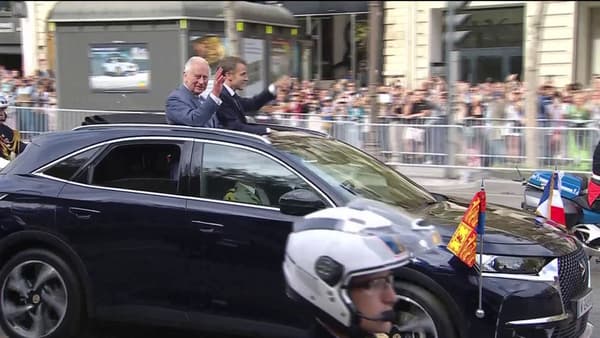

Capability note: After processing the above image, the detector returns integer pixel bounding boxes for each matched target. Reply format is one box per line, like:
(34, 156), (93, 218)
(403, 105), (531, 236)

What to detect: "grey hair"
(184, 56), (209, 73)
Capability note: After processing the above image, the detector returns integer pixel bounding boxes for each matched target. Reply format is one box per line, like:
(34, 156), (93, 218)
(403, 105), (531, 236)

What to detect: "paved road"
(0, 176), (596, 337)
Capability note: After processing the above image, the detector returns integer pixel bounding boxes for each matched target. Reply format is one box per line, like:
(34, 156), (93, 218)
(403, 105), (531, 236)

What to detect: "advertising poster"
(189, 34), (226, 70)
(190, 34), (228, 96)
(88, 43), (150, 92)
(243, 38), (265, 97)
(270, 39), (291, 80)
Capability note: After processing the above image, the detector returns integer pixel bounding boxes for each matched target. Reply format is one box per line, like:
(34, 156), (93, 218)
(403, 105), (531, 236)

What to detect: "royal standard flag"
(447, 190), (486, 267)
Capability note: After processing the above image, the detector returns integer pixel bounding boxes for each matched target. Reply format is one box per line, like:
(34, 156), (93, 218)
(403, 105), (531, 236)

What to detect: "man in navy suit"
(216, 56), (290, 135)
(165, 56), (226, 127)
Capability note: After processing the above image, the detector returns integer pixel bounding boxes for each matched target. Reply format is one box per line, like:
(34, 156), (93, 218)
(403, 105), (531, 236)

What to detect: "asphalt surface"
(0, 168), (597, 337)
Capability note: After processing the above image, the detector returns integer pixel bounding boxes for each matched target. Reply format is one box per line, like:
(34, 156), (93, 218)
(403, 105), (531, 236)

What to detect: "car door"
(185, 140), (330, 328)
(53, 138), (193, 318)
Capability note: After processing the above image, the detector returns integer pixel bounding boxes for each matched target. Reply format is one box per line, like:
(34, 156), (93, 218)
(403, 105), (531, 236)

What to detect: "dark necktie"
(232, 93), (244, 113)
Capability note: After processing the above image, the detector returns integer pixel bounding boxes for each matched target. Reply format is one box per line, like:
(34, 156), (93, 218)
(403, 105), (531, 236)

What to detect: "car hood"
(421, 195), (579, 257)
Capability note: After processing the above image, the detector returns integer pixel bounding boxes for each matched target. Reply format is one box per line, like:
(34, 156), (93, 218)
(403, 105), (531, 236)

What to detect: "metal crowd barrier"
(261, 113), (600, 172)
(7, 105), (600, 172)
(4, 105), (152, 141)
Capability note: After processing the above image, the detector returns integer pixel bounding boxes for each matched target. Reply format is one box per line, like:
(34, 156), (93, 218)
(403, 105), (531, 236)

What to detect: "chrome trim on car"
(481, 258), (558, 282)
(192, 220), (224, 227)
(33, 136), (195, 174)
(32, 136), (336, 210)
(72, 123), (270, 144)
(505, 313), (569, 326)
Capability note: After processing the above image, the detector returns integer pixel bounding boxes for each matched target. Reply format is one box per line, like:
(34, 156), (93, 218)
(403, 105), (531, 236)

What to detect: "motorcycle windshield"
(527, 171), (584, 199)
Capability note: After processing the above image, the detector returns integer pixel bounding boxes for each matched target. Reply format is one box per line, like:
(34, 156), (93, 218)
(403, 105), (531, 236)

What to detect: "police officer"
(0, 95), (26, 161)
(283, 199), (441, 338)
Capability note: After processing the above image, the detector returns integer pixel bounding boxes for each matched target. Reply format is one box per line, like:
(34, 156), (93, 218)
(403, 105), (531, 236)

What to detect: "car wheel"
(0, 249), (83, 338)
(394, 281), (457, 338)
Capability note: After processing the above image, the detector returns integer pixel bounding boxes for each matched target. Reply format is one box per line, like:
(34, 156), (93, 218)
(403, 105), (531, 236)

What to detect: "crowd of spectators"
(0, 66), (57, 135)
(260, 73), (600, 168)
(0, 66), (56, 107)
(3, 61), (600, 168)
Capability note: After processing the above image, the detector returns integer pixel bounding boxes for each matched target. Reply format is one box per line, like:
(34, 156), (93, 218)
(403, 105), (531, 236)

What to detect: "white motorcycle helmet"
(283, 198), (441, 336)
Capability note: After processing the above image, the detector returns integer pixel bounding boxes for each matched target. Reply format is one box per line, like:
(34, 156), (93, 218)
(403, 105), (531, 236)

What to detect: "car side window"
(201, 143), (319, 208)
(43, 148), (100, 181)
(91, 143), (182, 195)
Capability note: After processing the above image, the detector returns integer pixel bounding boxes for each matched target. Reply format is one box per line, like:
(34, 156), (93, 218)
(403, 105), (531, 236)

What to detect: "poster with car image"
(88, 43), (150, 92)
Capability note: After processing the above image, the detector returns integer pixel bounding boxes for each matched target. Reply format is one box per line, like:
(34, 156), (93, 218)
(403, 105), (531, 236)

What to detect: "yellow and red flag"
(447, 190), (486, 267)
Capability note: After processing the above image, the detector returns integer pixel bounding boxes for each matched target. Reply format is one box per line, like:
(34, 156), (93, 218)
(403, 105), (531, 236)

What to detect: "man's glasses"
(349, 274), (394, 291)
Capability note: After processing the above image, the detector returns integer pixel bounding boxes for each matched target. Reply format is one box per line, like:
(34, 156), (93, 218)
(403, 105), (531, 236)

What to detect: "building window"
(443, 6), (524, 50)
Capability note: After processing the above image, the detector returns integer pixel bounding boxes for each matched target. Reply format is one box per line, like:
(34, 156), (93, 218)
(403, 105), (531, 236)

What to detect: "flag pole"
(548, 171), (553, 220)
(476, 177), (485, 319)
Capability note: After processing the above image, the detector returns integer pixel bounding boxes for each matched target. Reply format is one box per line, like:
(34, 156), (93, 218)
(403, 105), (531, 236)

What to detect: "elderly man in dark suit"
(216, 56), (290, 135)
(165, 56), (226, 127)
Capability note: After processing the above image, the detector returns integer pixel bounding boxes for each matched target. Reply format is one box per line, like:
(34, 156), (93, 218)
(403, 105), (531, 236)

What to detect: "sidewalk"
(394, 165), (525, 188)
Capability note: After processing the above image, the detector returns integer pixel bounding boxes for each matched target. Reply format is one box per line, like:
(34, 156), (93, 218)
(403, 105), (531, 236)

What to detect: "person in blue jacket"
(165, 56), (226, 127)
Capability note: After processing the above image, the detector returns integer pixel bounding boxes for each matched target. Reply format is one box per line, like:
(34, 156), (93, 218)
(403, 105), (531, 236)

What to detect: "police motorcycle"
(521, 135), (600, 260)
(521, 170), (600, 257)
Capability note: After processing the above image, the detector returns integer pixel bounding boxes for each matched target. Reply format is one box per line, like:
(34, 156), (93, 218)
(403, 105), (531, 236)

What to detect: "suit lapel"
(181, 85), (217, 127)
(223, 87), (243, 114)
(181, 85), (201, 108)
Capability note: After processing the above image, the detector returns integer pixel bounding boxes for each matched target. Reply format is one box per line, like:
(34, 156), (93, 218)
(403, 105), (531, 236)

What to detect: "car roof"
(5, 115), (329, 174)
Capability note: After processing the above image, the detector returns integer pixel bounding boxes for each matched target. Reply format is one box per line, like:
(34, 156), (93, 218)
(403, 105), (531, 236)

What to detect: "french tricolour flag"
(536, 171), (566, 226)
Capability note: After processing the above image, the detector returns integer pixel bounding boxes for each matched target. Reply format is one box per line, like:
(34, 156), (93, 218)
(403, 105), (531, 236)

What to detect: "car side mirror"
(279, 189), (326, 216)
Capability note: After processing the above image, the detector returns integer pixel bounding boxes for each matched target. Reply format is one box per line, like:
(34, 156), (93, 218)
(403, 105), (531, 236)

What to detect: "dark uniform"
(0, 123), (26, 161)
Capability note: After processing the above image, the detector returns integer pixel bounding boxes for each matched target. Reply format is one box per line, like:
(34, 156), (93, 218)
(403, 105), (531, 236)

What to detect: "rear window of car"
(90, 143), (181, 195)
(0, 140), (39, 175)
(43, 148), (100, 181)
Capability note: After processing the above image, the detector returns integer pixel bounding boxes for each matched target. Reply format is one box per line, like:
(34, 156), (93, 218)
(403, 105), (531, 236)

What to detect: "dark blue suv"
(0, 118), (593, 338)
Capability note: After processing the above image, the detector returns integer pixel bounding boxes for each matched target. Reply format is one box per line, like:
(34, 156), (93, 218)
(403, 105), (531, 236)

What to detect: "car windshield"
(270, 132), (437, 209)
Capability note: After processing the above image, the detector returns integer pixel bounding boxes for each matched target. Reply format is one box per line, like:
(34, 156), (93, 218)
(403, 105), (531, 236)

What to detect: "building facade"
(22, 1), (57, 76)
(0, 1), (56, 76)
(271, 1), (371, 84)
(8, 1), (600, 91)
(0, 1), (24, 71)
(383, 1), (600, 89)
